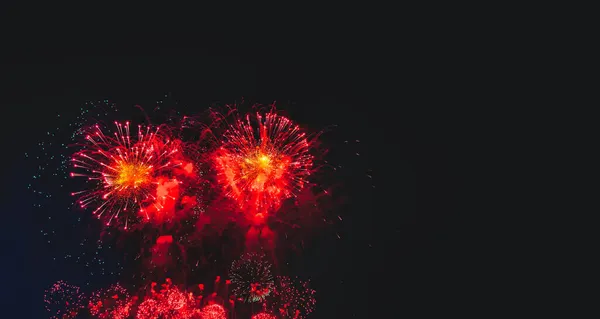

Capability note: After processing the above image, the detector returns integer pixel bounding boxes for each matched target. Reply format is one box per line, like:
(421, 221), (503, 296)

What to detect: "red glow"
(150, 235), (183, 268)
(156, 235), (174, 245)
(140, 177), (180, 223)
(183, 162), (194, 175)
(214, 112), (313, 223)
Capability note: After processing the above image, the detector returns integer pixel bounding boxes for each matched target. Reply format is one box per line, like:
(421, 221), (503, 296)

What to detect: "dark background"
(0, 11), (465, 318)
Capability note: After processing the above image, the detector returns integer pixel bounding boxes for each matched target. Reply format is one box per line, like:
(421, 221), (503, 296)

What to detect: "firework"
(199, 304), (227, 319)
(44, 280), (85, 319)
(88, 283), (130, 319)
(272, 276), (316, 319)
(252, 312), (277, 319)
(108, 297), (137, 319)
(229, 252), (274, 303)
(136, 279), (199, 319)
(71, 121), (183, 229)
(214, 112), (314, 222)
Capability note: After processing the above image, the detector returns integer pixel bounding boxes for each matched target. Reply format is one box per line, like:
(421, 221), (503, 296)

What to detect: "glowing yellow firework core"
(114, 162), (152, 189)
(247, 152), (272, 169)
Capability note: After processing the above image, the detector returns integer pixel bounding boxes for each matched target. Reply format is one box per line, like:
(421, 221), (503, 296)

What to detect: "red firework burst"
(214, 112), (313, 222)
(71, 121), (186, 229)
(199, 304), (227, 319)
(136, 279), (200, 319)
(88, 283), (130, 319)
(272, 276), (316, 319)
(252, 312), (277, 319)
(108, 298), (137, 319)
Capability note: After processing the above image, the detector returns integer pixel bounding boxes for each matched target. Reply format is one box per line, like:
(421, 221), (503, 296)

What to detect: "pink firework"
(88, 283), (130, 319)
(44, 280), (85, 319)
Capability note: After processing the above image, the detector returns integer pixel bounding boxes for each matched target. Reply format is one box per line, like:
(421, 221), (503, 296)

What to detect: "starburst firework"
(71, 121), (182, 229)
(214, 112), (313, 222)
(229, 252), (274, 303)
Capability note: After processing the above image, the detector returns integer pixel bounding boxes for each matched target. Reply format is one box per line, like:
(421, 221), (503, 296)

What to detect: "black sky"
(0, 14), (466, 317)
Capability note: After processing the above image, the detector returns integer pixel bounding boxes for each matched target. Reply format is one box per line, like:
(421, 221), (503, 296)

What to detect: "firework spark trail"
(71, 121), (184, 229)
(214, 112), (314, 223)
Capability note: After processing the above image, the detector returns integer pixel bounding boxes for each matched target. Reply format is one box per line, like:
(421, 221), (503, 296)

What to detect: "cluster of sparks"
(198, 304), (227, 319)
(252, 312), (277, 319)
(88, 283), (131, 319)
(229, 252), (275, 303)
(136, 279), (200, 319)
(71, 122), (194, 229)
(44, 268), (317, 318)
(44, 281), (85, 319)
(133, 278), (233, 319)
(214, 112), (313, 223)
(272, 276), (316, 319)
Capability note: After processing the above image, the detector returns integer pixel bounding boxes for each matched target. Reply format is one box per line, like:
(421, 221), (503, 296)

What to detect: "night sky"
(1, 23), (463, 318)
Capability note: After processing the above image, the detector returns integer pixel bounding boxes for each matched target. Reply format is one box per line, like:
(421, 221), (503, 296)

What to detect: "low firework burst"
(252, 312), (277, 319)
(135, 279), (199, 319)
(88, 283), (130, 319)
(272, 276), (316, 319)
(199, 304), (227, 319)
(229, 252), (274, 303)
(44, 280), (85, 319)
